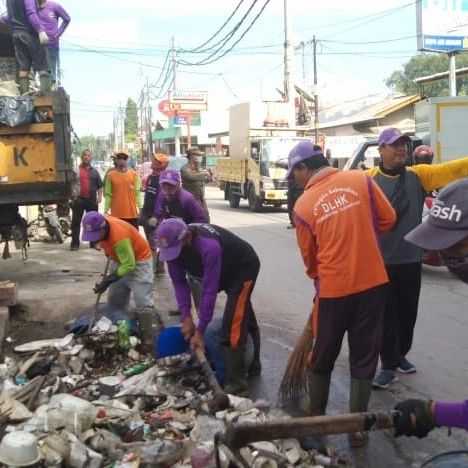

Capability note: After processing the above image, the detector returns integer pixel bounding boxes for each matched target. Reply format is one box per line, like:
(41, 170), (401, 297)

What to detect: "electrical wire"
(178, 0), (271, 67)
(179, 0), (245, 53)
(177, 0), (261, 65)
(320, 34), (417, 45)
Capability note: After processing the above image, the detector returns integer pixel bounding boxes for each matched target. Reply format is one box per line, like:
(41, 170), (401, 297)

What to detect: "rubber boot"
(39, 72), (51, 94)
(223, 347), (249, 396)
(300, 371), (331, 452)
(18, 77), (30, 95)
(349, 378), (372, 448)
(248, 327), (262, 377)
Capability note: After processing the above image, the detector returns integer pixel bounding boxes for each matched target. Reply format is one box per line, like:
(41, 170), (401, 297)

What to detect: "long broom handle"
(220, 411), (397, 451)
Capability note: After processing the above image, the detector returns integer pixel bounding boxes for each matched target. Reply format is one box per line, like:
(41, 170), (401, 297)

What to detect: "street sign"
(417, 0), (468, 51)
(158, 99), (173, 117)
(169, 90), (208, 112)
(172, 112), (201, 127)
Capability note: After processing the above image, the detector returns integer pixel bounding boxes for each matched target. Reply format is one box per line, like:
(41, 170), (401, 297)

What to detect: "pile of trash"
(0, 317), (347, 467)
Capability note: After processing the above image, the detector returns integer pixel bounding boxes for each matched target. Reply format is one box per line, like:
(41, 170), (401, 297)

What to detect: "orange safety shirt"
(294, 168), (396, 298)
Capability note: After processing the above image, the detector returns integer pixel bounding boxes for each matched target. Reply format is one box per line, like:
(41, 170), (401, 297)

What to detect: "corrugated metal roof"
(318, 94), (421, 130)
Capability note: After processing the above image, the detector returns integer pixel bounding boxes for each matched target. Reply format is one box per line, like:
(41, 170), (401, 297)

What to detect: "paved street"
(1, 186), (467, 467)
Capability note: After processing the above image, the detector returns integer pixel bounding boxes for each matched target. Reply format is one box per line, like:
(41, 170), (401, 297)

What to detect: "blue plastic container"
(155, 326), (189, 358)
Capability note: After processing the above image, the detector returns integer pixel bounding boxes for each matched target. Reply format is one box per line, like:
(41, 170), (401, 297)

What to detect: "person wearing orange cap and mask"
(140, 153), (170, 274)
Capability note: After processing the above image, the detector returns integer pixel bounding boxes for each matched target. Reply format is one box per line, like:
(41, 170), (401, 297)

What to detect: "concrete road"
(206, 187), (468, 468)
(1, 186), (467, 467)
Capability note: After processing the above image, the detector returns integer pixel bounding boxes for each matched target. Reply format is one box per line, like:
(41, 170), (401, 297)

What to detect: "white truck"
(415, 96), (468, 163)
(215, 102), (312, 211)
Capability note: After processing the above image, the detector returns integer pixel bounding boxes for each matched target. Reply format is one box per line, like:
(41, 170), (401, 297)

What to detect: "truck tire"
(248, 186), (262, 212)
(228, 189), (241, 208)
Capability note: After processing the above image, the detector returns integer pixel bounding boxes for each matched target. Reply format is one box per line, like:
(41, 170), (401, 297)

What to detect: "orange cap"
(154, 153), (169, 166)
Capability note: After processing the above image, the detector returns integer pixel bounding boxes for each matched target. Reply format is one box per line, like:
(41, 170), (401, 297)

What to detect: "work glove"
(394, 399), (435, 438)
(39, 31), (49, 45)
(93, 273), (119, 294)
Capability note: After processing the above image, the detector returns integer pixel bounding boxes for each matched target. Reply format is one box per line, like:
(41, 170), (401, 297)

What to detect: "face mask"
(194, 156), (203, 164)
(442, 252), (468, 284)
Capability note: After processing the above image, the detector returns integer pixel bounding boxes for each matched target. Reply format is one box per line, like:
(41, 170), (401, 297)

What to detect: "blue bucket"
(155, 326), (189, 358)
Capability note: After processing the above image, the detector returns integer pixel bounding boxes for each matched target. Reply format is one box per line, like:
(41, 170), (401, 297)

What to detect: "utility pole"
(283, 0), (295, 127)
(449, 52), (457, 97)
(171, 36), (181, 156)
(313, 35), (319, 143)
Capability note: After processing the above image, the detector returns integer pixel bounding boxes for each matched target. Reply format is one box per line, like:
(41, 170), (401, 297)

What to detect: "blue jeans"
(46, 46), (60, 83)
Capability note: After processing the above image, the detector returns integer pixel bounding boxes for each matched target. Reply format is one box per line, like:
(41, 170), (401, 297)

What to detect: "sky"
(18, 0), (422, 136)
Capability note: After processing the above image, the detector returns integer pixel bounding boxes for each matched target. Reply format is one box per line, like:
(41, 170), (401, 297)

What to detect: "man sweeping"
(155, 218), (262, 395)
(289, 141), (396, 447)
(81, 211), (154, 312)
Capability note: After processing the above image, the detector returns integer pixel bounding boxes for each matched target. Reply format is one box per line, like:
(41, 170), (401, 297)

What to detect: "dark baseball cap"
(155, 218), (188, 261)
(405, 179), (468, 250)
(286, 141), (324, 178)
(378, 128), (411, 147)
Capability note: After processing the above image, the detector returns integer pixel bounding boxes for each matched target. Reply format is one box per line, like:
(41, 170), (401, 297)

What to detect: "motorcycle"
(28, 204), (70, 244)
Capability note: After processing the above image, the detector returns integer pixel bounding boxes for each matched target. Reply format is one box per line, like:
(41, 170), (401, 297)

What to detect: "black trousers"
(71, 198), (98, 247)
(380, 262), (422, 370)
(121, 218), (139, 229)
(221, 258), (261, 354)
(310, 284), (387, 380)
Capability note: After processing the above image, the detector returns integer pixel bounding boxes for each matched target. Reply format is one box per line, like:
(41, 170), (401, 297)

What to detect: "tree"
(386, 53), (468, 97)
(74, 135), (111, 162)
(125, 98), (138, 143)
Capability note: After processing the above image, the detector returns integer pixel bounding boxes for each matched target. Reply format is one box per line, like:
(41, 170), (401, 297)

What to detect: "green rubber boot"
(300, 371), (331, 452)
(223, 347), (249, 396)
(18, 77), (30, 95)
(349, 378), (372, 448)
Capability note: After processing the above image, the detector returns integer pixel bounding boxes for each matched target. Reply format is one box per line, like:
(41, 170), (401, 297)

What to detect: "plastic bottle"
(117, 320), (131, 350)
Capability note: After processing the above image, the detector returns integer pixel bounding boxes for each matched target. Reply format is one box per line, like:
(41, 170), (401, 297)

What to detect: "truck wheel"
(228, 190), (241, 208)
(248, 187), (262, 212)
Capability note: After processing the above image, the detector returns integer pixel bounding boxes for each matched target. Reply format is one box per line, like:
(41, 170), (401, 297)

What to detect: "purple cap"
(405, 179), (468, 250)
(378, 128), (411, 146)
(159, 169), (181, 187)
(81, 211), (107, 242)
(286, 141), (323, 178)
(155, 218), (188, 261)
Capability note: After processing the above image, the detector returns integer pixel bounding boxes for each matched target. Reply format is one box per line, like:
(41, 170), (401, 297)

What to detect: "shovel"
(90, 256), (111, 330)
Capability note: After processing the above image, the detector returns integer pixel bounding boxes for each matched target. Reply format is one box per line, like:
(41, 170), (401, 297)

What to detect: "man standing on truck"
(181, 147), (212, 221)
(3, 0), (51, 94)
(37, 0), (70, 86)
(104, 152), (141, 229)
(370, 128), (468, 389)
(70, 149), (103, 251)
(81, 211), (154, 312)
(289, 141), (396, 447)
(155, 218), (262, 395)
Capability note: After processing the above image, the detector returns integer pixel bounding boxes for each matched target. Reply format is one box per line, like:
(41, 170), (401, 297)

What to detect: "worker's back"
(294, 168), (395, 298)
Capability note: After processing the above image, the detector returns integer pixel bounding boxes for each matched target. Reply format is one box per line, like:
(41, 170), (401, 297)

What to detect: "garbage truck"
(215, 102), (312, 212)
(0, 27), (74, 259)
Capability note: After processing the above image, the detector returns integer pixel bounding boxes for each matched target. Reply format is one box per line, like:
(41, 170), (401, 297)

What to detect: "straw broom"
(278, 299), (318, 406)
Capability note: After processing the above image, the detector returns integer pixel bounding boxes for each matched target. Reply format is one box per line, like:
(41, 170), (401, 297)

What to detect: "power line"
(177, 0), (261, 65)
(320, 34), (417, 45)
(178, 0), (271, 67)
(323, 1), (417, 39)
(180, 0), (245, 53)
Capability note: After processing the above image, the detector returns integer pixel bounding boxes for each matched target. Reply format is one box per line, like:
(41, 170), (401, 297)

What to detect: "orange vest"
(100, 216), (151, 263)
(294, 168), (396, 298)
(107, 170), (139, 219)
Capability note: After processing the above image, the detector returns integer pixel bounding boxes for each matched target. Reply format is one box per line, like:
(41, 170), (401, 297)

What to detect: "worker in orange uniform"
(288, 141), (396, 449)
(104, 152), (141, 228)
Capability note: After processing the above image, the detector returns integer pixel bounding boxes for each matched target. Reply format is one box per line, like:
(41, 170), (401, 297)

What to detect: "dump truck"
(214, 102), (312, 212)
(0, 27), (73, 259)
